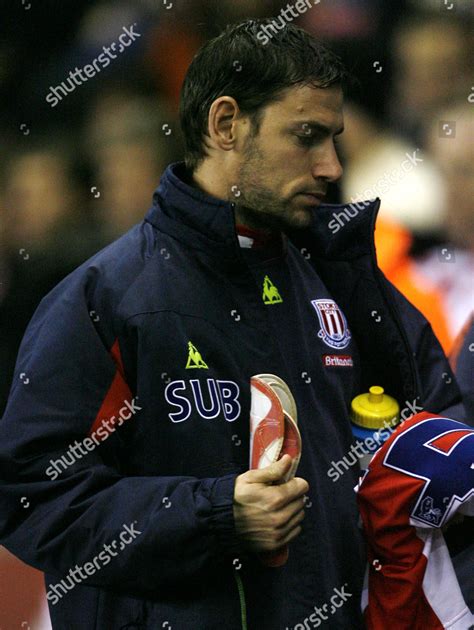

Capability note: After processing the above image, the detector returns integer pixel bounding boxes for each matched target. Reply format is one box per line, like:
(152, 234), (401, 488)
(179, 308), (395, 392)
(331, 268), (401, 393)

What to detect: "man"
(0, 20), (464, 630)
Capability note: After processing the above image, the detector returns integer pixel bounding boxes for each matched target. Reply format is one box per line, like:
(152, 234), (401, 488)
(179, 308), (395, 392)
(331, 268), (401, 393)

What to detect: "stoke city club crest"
(311, 299), (351, 349)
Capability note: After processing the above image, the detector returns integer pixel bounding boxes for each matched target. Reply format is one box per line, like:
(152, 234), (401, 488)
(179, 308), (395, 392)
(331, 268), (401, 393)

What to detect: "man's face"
(233, 84), (344, 231)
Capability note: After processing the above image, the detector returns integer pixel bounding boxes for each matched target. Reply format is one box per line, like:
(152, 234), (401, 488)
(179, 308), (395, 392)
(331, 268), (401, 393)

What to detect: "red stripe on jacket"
(88, 339), (133, 437)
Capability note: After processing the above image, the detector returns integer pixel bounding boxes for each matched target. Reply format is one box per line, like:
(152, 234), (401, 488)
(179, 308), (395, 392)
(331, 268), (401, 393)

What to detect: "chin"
(287, 209), (313, 229)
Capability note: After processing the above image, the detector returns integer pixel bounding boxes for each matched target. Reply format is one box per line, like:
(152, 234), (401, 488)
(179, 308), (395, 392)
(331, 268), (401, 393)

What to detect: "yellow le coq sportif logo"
(262, 275), (283, 305)
(185, 341), (209, 369)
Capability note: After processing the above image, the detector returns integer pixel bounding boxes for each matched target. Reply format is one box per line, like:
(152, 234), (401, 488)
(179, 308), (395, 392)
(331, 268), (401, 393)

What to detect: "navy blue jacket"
(0, 162), (464, 629)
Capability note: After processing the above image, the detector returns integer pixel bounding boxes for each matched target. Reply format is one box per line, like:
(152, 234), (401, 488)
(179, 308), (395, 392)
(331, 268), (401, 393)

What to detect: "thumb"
(249, 454), (293, 484)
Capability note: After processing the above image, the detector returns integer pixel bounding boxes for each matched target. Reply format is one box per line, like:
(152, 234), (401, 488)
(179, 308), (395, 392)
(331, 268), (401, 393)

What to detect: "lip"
(299, 193), (325, 205)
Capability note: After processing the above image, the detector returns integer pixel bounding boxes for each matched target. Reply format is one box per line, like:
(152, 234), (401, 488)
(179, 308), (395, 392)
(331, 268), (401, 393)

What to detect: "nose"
(311, 140), (343, 184)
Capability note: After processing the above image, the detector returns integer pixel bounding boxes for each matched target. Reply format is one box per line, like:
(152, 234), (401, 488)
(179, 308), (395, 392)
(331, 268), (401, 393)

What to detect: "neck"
(190, 161), (276, 235)
(191, 160), (229, 202)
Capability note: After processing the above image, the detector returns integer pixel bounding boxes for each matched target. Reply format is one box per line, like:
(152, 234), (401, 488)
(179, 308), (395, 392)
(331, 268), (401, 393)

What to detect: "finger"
(276, 496), (306, 523)
(268, 477), (308, 508)
(284, 476), (309, 498)
(281, 524), (303, 546)
(275, 507), (305, 538)
(246, 454), (293, 484)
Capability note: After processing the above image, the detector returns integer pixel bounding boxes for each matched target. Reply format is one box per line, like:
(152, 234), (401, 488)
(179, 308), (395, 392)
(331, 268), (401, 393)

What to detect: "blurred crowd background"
(0, 0), (473, 627)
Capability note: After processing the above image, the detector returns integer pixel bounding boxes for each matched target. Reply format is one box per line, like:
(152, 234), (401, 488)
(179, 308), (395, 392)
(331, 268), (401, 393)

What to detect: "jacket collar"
(145, 162), (381, 261)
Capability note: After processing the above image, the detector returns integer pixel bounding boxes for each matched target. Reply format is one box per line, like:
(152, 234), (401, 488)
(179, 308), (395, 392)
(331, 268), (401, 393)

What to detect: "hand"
(233, 454), (309, 553)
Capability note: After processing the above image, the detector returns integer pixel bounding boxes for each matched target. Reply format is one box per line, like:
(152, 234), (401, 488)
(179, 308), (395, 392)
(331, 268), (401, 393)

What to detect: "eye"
(294, 132), (342, 148)
(295, 134), (316, 146)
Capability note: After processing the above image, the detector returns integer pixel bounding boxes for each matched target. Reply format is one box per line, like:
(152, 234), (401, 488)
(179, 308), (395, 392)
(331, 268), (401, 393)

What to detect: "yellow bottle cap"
(351, 386), (399, 429)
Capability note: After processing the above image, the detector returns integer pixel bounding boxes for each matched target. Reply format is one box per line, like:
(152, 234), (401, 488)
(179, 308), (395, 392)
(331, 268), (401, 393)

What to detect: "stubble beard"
(233, 139), (312, 232)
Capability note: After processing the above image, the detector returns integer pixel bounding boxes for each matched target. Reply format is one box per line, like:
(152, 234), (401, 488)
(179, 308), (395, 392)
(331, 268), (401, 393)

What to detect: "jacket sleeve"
(388, 283), (466, 421)
(0, 270), (243, 598)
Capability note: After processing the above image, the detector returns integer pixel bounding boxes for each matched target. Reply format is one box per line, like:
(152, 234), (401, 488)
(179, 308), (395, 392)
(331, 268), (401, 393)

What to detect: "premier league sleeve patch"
(311, 299), (352, 349)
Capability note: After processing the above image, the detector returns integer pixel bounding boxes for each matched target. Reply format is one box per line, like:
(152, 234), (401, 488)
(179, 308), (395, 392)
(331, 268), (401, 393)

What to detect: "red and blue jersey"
(357, 412), (474, 629)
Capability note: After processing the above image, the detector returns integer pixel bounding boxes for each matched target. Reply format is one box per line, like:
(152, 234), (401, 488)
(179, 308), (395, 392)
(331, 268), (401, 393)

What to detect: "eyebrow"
(290, 121), (345, 136)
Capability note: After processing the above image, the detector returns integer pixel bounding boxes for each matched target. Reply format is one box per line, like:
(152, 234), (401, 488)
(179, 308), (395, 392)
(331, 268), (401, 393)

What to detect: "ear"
(207, 96), (240, 152)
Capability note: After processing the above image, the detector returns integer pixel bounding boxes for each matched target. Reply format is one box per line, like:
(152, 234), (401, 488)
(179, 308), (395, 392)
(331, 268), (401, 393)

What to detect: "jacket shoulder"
(27, 221), (159, 341)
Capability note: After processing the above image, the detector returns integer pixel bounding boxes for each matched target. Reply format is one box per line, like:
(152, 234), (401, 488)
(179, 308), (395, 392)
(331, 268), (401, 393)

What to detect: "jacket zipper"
(234, 569), (248, 630)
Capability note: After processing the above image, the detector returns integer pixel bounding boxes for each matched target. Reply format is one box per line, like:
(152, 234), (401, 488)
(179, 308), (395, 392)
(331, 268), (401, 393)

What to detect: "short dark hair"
(179, 19), (348, 172)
